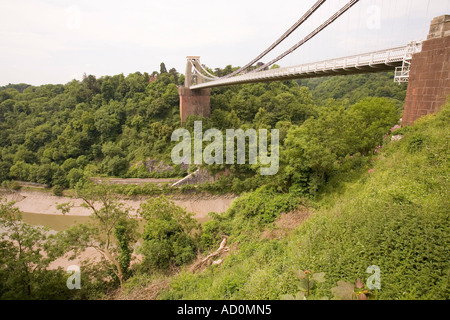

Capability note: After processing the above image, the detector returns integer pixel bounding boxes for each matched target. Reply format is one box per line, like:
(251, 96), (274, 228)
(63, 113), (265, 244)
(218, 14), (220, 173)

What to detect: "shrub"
(160, 102), (450, 300)
(224, 185), (303, 237)
(199, 217), (224, 251)
(1, 180), (22, 190)
(52, 185), (64, 196)
(138, 197), (199, 271)
(67, 168), (86, 188)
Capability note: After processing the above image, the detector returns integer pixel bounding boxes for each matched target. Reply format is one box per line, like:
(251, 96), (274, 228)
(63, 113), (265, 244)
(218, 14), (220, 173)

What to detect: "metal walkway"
(190, 41), (422, 90)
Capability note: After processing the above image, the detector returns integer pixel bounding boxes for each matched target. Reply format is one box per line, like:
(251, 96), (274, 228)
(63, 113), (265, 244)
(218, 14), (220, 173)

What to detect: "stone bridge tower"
(178, 56), (211, 123)
(403, 15), (450, 125)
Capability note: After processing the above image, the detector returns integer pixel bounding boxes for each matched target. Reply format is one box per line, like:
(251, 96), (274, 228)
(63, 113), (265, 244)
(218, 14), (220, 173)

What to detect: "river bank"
(0, 188), (237, 271)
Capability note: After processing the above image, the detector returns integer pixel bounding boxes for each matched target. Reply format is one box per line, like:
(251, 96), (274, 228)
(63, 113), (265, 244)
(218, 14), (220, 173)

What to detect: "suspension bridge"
(188, 43), (422, 90)
(178, 0), (450, 125)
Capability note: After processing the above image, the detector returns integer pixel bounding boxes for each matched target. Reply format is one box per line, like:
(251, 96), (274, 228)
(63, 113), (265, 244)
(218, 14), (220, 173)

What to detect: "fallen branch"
(191, 238), (229, 272)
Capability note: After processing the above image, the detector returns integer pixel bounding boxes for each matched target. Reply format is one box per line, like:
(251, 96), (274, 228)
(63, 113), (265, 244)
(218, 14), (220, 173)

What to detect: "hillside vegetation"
(0, 69), (406, 195)
(158, 101), (449, 300)
(1, 68), (448, 300)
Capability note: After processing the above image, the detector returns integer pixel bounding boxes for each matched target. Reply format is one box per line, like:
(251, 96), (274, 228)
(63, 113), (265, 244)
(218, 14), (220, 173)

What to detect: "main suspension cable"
(197, 62), (219, 79)
(190, 61), (218, 81)
(252, 0), (360, 73)
(223, 0), (327, 78)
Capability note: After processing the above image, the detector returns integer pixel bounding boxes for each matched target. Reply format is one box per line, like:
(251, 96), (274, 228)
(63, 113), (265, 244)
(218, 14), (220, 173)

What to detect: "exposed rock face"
(137, 159), (173, 173)
(134, 159), (189, 174)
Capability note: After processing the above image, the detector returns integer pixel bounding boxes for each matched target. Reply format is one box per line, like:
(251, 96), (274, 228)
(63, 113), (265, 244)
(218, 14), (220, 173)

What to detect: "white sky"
(0, 0), (449, 86)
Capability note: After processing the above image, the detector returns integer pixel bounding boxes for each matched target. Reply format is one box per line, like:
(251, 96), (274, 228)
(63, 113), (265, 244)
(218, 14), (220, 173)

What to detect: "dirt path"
(89, 177), (180, 185)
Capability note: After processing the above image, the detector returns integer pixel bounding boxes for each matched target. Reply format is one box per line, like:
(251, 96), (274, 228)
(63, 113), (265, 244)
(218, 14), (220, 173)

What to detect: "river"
(3, 189), (237, 231)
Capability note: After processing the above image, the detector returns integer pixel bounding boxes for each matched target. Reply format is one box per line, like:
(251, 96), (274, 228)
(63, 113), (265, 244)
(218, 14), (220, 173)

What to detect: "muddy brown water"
(20, 211), (211, 232)
(21, 212), (92, 231)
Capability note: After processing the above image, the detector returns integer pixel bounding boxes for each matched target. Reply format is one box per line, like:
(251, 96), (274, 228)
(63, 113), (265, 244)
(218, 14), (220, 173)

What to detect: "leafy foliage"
(56, 182), (139, 288)
(298, 72), (408, 104)
(281, 270), (326, 300)
(331, 278), (373, 300)
(0, 70), (406, 197)
(0, 200), (70, 299)
(160, 101), (450, 300)
(283, 97), (400, 194)
(138, 196), (200, 271)
(3, 65), (446, 301)
(221, 186), (303, 238)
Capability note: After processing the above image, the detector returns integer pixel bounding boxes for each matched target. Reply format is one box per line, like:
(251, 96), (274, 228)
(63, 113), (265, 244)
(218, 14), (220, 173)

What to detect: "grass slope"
(153, 102), (449, 300)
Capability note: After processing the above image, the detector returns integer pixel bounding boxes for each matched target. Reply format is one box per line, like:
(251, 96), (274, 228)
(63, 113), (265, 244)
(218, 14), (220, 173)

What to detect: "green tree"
(101, 142), (128, 177)
(101, 77), (116, 103)
(0, 161), (11, 182)
(0, 200), (68, 299)
(346, 97), (400, 154)
(138, 196), (199, 270)
(162, 83), (179, 107)
(114, 218), (136, 279)
(13, 146), (36, 164)
(160, 62), (168, 74)
(94, 106), (120, 140)
(57, 183), (139, 288)
(35, 164), (54, 185)
(66, 168), (86, 188)
(147, 97), (169, 118)
(9, 161), (31, 181)
(103, 156), (128, 177)
(61, 158), (78, 173)
(168, 68), (179, 84)
(283, 98), (399, 194)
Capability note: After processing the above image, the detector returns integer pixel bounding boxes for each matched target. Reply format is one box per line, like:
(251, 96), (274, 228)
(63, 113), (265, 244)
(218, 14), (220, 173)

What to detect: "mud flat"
(2, 189), (237, 222)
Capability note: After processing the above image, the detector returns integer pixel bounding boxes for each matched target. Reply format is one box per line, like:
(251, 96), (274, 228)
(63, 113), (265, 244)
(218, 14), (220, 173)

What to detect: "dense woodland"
(0, 66), (406, 194)
(0, 66), (448, 300)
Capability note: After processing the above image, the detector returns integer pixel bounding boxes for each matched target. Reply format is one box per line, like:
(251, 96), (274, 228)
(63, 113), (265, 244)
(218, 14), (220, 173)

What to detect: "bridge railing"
(190, 42), (422, 89)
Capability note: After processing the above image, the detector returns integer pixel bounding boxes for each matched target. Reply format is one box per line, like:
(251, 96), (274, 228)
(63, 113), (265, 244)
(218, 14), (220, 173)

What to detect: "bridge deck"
(190, 42), (422, 89)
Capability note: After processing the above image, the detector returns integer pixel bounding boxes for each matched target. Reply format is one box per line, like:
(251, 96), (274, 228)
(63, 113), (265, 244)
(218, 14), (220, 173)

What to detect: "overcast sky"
(1, 0), (449, 86)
